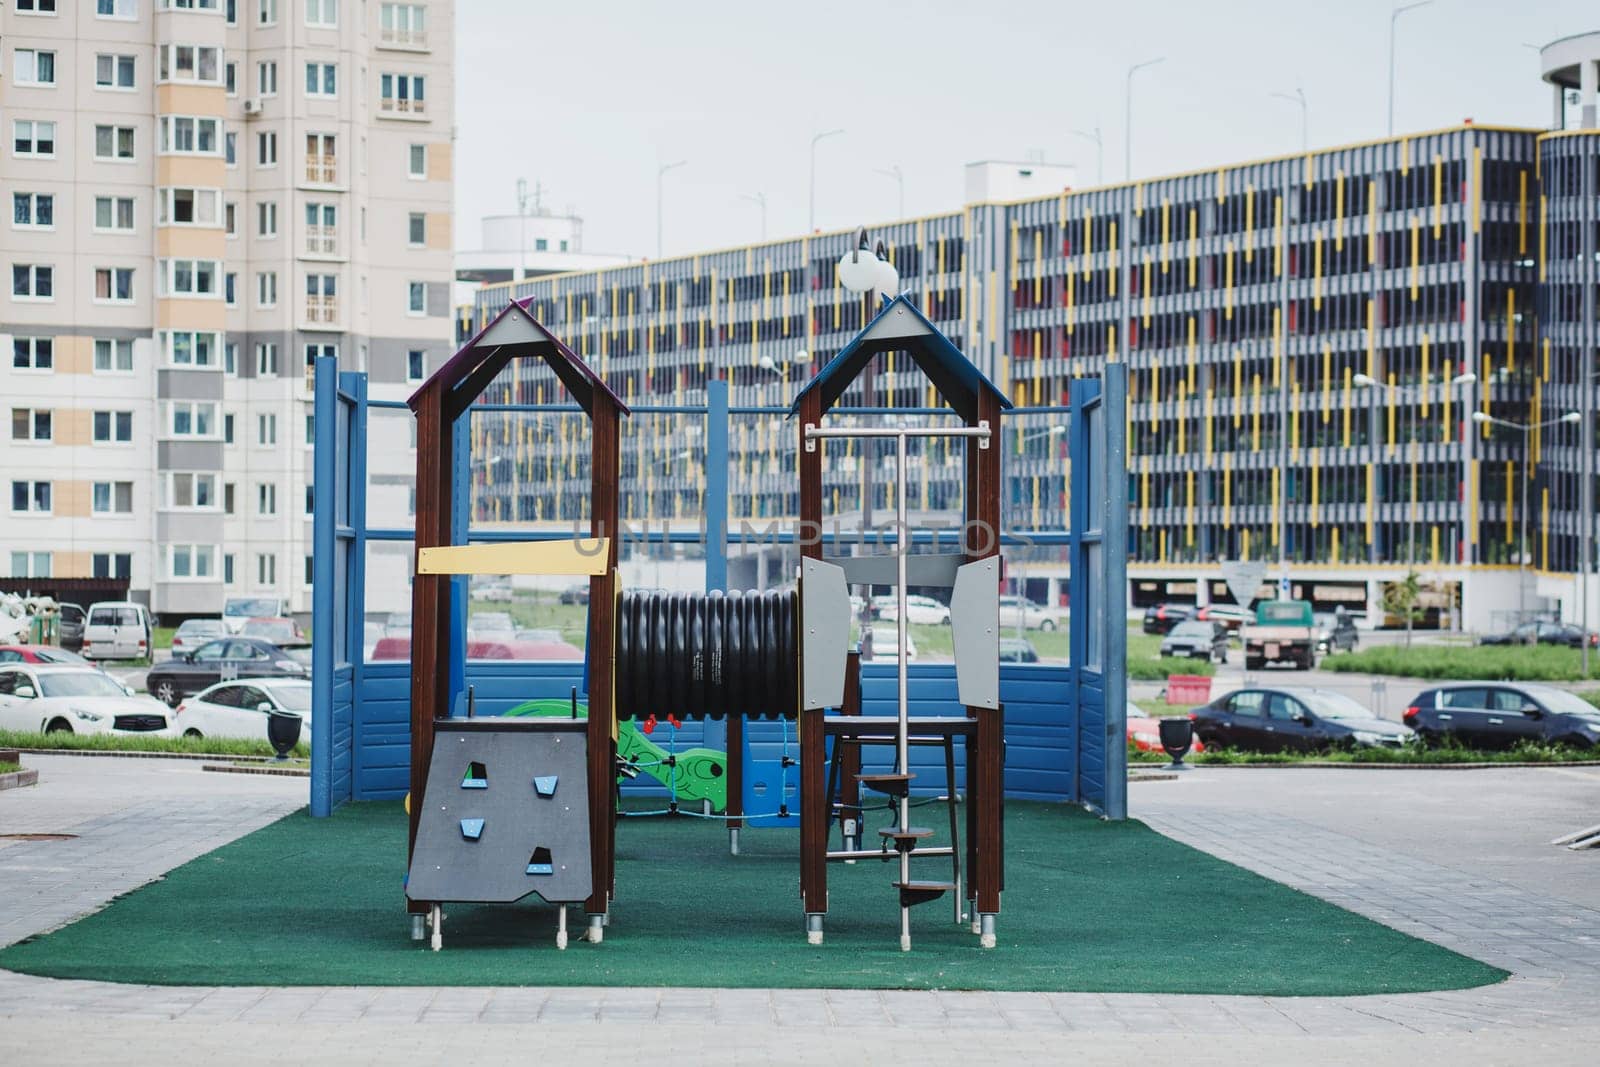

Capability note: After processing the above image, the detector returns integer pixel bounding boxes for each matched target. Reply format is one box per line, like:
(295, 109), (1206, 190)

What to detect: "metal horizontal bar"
(826, 847), (956, 861)
(805, 425), (992, 440)
(367, 399), (409, 410)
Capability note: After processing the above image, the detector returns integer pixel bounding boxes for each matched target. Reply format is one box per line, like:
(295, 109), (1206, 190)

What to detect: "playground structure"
(307, 287), (1128, 955)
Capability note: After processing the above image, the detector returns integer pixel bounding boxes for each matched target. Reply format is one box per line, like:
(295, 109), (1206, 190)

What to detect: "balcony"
(305, 155), (337, 184)
(379, 97), (426, 117)
(305, 227), (337, 256)
(305, 294), (338, 325)
(380, 27), (428, 49)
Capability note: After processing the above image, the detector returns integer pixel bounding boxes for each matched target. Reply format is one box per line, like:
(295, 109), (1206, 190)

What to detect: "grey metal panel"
(406, 719), (592, 905)
(156, 440), (224, 471)
(156, 512), (224, 544)
(800, 557), (849, 711)
(156, 368), (225, 399)
(950, 557), (999, 710)
(822, 552), (965, 589)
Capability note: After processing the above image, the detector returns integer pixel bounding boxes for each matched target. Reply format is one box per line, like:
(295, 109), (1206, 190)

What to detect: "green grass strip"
(0, 729), (307, 760)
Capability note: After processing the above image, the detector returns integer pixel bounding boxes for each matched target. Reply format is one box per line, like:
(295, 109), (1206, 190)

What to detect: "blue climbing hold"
(526, 861), (554, 875)
(533, 775), (558, 797)
(460, 818), (485, 841)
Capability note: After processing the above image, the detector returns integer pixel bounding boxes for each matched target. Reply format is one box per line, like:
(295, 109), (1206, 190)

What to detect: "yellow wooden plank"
(418, 539), (611, 577)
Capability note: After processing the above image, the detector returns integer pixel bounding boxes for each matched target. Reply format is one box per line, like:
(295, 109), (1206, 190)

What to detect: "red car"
(369, 636), (582, 662)
(0, 644), (96, 667)
(1125, 702), (1206, 755)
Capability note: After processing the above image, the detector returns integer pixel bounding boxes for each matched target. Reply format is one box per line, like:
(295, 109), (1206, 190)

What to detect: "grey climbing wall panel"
(406, 718), (592, 905)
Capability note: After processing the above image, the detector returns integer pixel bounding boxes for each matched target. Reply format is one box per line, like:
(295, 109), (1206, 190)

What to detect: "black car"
(1479, 620), (1598, 649)
(1313, 612), (1359, 654)
(1404, 683), (1600, 749)
(145, 637), (310, 707)
(558, 584), (591, 606)
(57, 603), (86, 651)
(998, 637), (1039, 663)
(1142, 602), (1193, 635)
(1159, 620), (1229, 663)
(1190, 687), (1413, 753)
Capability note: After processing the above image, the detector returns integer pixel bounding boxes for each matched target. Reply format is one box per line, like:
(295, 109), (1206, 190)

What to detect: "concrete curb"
(1149, 759), (1600, 770)
(4, 748), (297, 763)
(201, 764), (309, 779)
(0, 768), (40, 791)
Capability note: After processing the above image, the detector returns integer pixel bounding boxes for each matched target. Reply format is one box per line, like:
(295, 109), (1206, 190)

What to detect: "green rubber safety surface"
(0, 802), (1507, 994)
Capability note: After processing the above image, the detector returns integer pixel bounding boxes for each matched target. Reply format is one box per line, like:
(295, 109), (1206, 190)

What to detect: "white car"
(0, 664), (173, 736)
(222, 596), (286, 634)
(175, 678), (311, 743)
(866, 629), (919, 663)
(998, 595), (1066, 631)
(875, 595), (952, 626)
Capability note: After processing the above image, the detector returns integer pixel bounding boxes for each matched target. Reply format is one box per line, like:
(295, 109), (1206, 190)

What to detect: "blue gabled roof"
(788, 294), (1012, 422)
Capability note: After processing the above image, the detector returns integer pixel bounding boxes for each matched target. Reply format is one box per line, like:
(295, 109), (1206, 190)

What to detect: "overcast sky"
(455, 0), (1591, 259)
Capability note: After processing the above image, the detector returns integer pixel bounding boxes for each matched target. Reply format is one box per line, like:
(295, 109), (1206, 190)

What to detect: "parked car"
(1142, 602), (1193, 635)
(175, 678), (312, 743)
(222, 596), (287, 633)
(1479, 621), (1598, 648)
(0, 664), (172, 735)
(1126, 701), (1207, 755)
(1242, 599), (1317, 670)
(81, 601), (154, 661)
(170, 618), (227, 656)
(876, 595), (952, 626)
(998, 596), (1065, 631)
(1190, 687), (1413, 753)
(558, 585), (590, 606)
(998, 637), (1040, 663)
(143, 637), (311, 707)
(1194, 604), (1252, 634)
(471, 580), (514, 602)
(865, 629), (919, 663)
(369, 636), (583, 662)
(1313, 611), (1360, 654)
(467, 611), (515, 635)
(0, 644), (97, 667)
(1159, 620), (1230, 663)
(56, 602), (86, 651)
(1404, 683), (1600, 750)
(240, 617), (307, 643)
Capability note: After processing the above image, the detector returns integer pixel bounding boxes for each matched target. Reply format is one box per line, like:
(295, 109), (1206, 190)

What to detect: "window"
(256, 271), (278, 307)
(257, 553), (277, 585)
(306, 273), (337, 321)
(95, 267), (134, 302)
(160, 116), (223, 155)
(160, 258), (219, 297)
(379, 73), (426, 114)
(11, 481), (52, 514)
(304, 413), (315, 444)
(14, 120), (57, 157)
(257, 200), (278, 238)
(304, 342), (336, 368)
(92, 410), (134, 443)
(257, 131), (278, 166)
(535, 238), (548, 251)
(255, 342), (278, 375)
(407, 281), (426, 314)
(93, 553), (133, 580)
(304, 555), (314, 584)
(160, 330), (220, 367)
(95, 125), (137, 161)
(407, 349), (425, 382)
(170, 544), (217, 580)
(18, 0), (59, 12)
(96, 54), (137, 90)
(381, 3), (426, 46)
(11, 408), (52, 442)
(257, 412), (277, 445)
(159, 188), (220, 227)
(407, 143), (427, 178)
(257, 482), (277, 515)
(306, 0), (337, 26)
(225, 0), (237, 21)
(15, 337), (54, 371)
(225, 131), (238, 166)
(225, 201), (238, 236)
(305, 202), (336, 253)
(305, 62), (336, 97)
(257, 0), (277, 24)
(168, 473), (217, 509)
(97, 0), (137, 17)
(225, 272), (238, 306)
(169, 401), (218, 438)
(305, 132), (336, 182)
(13, 265), (55, 300)
(225, 61), (237, 95)
(408, 212), (426, 246)
(94, 196), (136, 232)
(224, 342), (238, 374)
(13, 192), (54, 230)
(163, 0), (219, 8)
(94, 338), (133, 373)
(158, 44), (221, 84)
(223, 413), (236, 443)
(224, 553), (235, 584)
(224, 483), (236, 514)
(10, 551), (52, 578)
(257, 60), (278, 96)
(15, 50), (57, 87)
(92, 482), (134, 515)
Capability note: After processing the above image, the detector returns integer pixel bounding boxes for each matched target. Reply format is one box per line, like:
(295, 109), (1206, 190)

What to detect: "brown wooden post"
(838, 650), (862, 840)
(797, 389), (828, 919)
(966, 390), (1005, 918)
(585, 396), (620, 920)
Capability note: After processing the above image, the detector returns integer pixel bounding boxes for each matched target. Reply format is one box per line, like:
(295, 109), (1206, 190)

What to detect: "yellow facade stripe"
(1033, 230), (1043, 303)
(1310, 452), (1320, 528)
(1161, 198), (1171, 273)
(1150, 364), (1159, 425)
(1082, 209), (1093, 279)
(1066, 271), (1075, 335)
(1186, 470), (1195, 545)
(1176, 380), (1187, 454)
(1321, 344), (1332, 423)
(1272, 307), (1282, 388)
(1108, 323), (1118, 363)
(1109, 220), (1119, 296)
(1342, 366), (1353, 447)
(1366, 299), (1376, 376)
(1245, 186), (1255, 262)
(1290, 379), (1300, 461)
(1517, 169), (1527, 252)
(1303, 153), (1313, 189)
(1252, 373), (1262, 450)
(1223, 454), (1233, 529)
(1216, 168), (1226, 203)
(1432, 153), (1443, 237)
(1188, 208), (1199, 286)
(1233, 354), (1242, 426)
(1273, 195), (1284, 278)
(1271, 469), (1281, 545)
(1334, 171), (1345, 251)
(1224, 239), (1235, 320)
(1504, 462), (1513, 541)
(1539, 195), (1547, 281)
(1009, 219), (1019, 290)
(1542, 488), (1550, 569)
(1506, 289), (1516, 372)
(1367, 180), (1378, 265)
(1420, 332), (1431, 416)
(1312, 228), (1323, 311)
(1409, 216), (1420, 300)
(1472, 146), (1483, 234)
(1142, 255), (1152, 326)
(1400, 137), (1409, 175)
(1387, 373), (1397, 453)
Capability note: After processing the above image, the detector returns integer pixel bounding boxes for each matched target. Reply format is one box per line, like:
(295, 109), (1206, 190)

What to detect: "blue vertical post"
(1102, 363), (1129, 821)
(342, 371), (369, 795)
(1067, 379), (1091, 806)
(448, 415), (470, 708)
(310, 356), (338, 817)
(704, 379), (729, 593)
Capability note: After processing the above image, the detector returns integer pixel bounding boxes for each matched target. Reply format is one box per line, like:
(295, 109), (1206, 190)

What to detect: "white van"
(81, 601), (153, 661)
(222, 596), (286, 633)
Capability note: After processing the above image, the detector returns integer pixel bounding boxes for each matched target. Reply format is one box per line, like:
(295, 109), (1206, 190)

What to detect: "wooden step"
(877, 826), (935, 852)
(855, 773), (913, 797)
(894, 880), (956, 908)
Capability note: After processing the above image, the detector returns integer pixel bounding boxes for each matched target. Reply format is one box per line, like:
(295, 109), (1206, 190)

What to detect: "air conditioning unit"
(243, 99), (262, 116)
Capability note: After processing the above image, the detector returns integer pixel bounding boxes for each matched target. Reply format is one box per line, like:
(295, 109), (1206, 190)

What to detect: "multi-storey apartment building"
(2, 0), (453, 619)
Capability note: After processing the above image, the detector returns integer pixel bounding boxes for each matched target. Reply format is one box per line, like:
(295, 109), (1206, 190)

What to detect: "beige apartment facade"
(2, 0), (454, 618)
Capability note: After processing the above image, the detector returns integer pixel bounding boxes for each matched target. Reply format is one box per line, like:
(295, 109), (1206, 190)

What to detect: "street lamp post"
(740, 192), (767, 241)
(875, 165), (905, 218)
(1472, 409), (1582, 628)
(1073, 127), (1104, 186)
(656, 160), (686, 259)
(1388, 2), (1433, 137)
(1271, 88), (1308, 152)
(808, 129), (844, 234)
(1124, 58), (1165, 181)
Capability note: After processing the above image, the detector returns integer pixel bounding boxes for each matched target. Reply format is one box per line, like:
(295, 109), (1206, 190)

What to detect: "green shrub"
(1322, 644), (1600, 682)
(0, 729), (307, 759)
(0, 760), (20, 775)
(1127, 737), (1594, 765)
